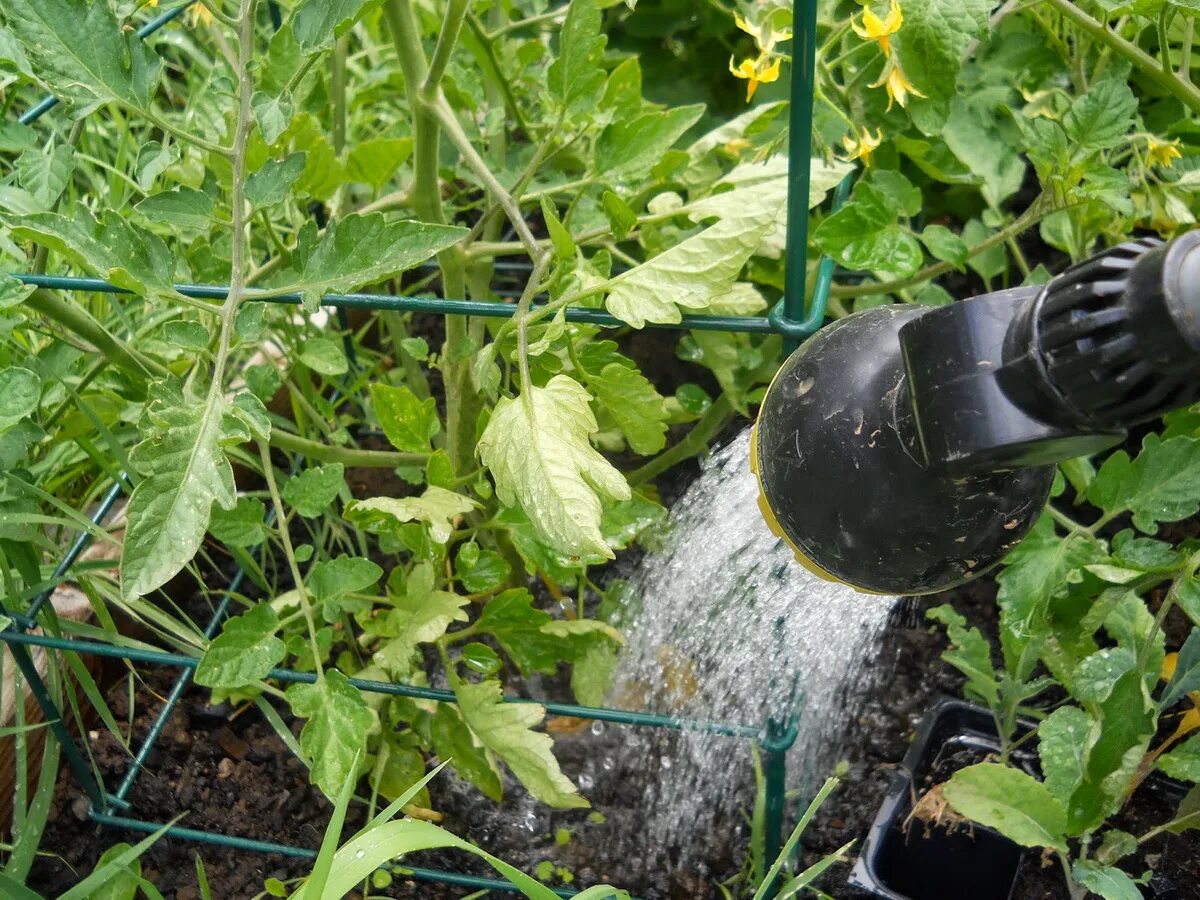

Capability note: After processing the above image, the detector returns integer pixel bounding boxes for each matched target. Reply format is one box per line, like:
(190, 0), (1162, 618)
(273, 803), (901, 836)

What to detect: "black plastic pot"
(848, 699), (1190, 900)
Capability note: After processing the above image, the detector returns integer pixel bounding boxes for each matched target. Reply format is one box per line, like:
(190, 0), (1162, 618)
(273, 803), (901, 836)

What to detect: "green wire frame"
(0, 2), (846, 897)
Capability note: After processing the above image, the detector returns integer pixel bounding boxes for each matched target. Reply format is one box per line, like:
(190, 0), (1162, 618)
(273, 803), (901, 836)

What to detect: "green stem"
(269, 429), (428, 467)
(1047, 0), (1200, 113)
(627, 395), (735, 487)
(424, 0), (470, 102)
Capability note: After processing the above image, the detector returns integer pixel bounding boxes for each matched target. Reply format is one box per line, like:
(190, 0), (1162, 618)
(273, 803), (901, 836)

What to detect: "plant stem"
(258, 440), (324, 677)
(269, 429), (428, 467)
(1046, 0), (1200, 114)
(628, 395), (735, 487)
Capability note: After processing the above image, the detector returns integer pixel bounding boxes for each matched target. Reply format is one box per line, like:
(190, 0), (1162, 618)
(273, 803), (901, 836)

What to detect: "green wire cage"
(0, 2), (848, 896)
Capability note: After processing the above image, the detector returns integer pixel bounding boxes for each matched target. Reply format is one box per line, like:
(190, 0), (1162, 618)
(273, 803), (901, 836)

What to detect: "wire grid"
(0, 2), (841, 896)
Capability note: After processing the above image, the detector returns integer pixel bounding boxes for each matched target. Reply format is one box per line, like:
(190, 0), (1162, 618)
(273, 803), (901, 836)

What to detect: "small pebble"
(70, 796), (89, 821)
(217, 758), (235, 780)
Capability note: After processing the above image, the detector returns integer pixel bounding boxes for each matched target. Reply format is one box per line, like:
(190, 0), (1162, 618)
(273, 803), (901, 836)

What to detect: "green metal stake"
(781, 0), (822, 355)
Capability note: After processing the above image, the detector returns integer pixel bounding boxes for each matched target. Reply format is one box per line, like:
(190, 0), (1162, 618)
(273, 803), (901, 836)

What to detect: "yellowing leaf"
(346, 487), (477, 544)
(286, 670), (377, 798)
(478, 376), (630, 559)
(456, 678), (588, 809)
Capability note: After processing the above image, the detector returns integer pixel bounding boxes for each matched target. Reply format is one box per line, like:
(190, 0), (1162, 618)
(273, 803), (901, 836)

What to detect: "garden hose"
(753, 231), (1200, 595)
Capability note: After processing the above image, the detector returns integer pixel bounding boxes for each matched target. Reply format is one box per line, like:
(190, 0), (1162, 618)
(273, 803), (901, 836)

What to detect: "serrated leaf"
(0, 367), (41, 431)
(370, 383), (440, 452)
(582, 363), (667, 455)
(276, 214), (467, 312)
(121, 395), (237, 599)
(372, 564), (468, 675)
(927, 604), (1000, 707)
(596, 104), (705, 178)
(8, 208), (178, 300)
(293, 0), (380, 53)
(1065, 80), (1138, 151)
(287, 670), (376, 798)
(16, 146), (74, 208)
(895, 0), (991, 101)
(135, 188), (214, 231)
(1072, 862), (1143, 900)
(572, 642), (618, 707)
(281, 463), (344, 518)
(208, 497), (267, 547)
(475, 589), (561, 675)
(246, 153), (306, 208)
(605, 198), (783, 327)
(456, 678), (588, 809)
(1038, 706), (1091, 807)
(1088, 435), (1200, 533)
(431, 704), (502, 801)
(195, 604), (285, 689)
(478, 375), (630, 559)
(547, 0), (607, 114)
(346, 487), (478, 544)
(943, 763), (1068, 851)
(4, 0), (161, 112)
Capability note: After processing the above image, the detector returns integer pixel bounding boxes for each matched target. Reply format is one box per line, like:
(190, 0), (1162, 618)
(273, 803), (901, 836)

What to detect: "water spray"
(753, 232), (1200, 595)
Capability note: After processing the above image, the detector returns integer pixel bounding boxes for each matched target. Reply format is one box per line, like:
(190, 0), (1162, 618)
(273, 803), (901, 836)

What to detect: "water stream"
(607, 428), (898, 871)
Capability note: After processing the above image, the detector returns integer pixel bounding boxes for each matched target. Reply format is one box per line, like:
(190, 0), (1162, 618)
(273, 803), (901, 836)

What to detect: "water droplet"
(601, 756), (614, 771)
(590, 721), (605, 736)
(354, 849), (365, 859)
(578, 773), (594, 790)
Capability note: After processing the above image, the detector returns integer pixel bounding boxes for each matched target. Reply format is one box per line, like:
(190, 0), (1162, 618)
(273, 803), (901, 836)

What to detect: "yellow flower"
(734, 11), (793, 55)
(1147, 137), (1183, 169)
(729, 53), (782, 102)
(852, 0), (903, 56)
(188, 1), (213, 26)
(871, 58), (925, 110)
(723, 137), (752, 158)
(840, 127), (884, 166)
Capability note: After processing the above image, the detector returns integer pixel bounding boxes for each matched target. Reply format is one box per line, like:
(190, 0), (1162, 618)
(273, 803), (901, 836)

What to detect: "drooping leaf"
(605, 198), (783, 327)
(121, 395), (238, 599)
(581, 362), (668, 455)
(1087, 435), (1200, 533)
(475, 589), (561, 676)
(430, 703), (503, 802)
(252, 90), (294, 145)
(926, 604), (1000, 707)
(297, 337), (348, 376)
(1038, 705), (1091, 807)
(275, 214), (467, 311)
(4, 0), (161, 112)
(454, 542), (511, 593)
(455, 678), (588, 809)
(478, 375), (630, 559)
(370, 383), (440, 453)
(942, 763), (1068, 852)
(208, 497), (267, 548)
(346, 487), (478, 544)
(369, 736), (430, 808)
(346, 137), (413, 190)
(15, 146), (74, 208)
(1071, 862), (1143, 900)
(572, 642), (618, 707)
(286, 670), (376, 797)
(195, 604), (285, 689)
(134, 141), (178, 192)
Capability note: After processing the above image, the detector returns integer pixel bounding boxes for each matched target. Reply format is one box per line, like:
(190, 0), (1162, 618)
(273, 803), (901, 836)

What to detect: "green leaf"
(286, 670), (376, 797)
(1065, 80), (1138, 151)
(582, 363), (668, 455)
(371, 563), (468, 675)
(134, 141), (178, 192)
(308, 556), (383, 607)
(346, 487), (478, 544)
(455, 543), (511, 593)
(281, 463), (344, 518)
(276, 214), (467, 312)
(370, 737), (430, 808)
(540, 198), (576, 261)
(868, 170), (922, 217)
(161, 320), (210, 351)
(135, 188), (214, 231)
(605, 197), (783, 327)
(1167, 784), (1200, 834)
(121, 395), (237, 599)
(926, 604), (1000, 707)
(601, 191), (637, 240)
(346, 137), (413, 190)
(942, 763), (1068, 852)
(456, 678), (588, 808)
(1162, 627), (1200, 709)
(89, 842), (141, 900)
(942, 96), (1026, 207)
(16, 145), (74, 208)
(4, 0), (161, 112)
(572, 642), (618, 707)
(478, 375), (630, 559)
(293, 0), (380, 53)
(431, 703), (503, 801)
(298, 336), (348, 376)
(1038, 706), (1091, 807)
(1088, 435), (1200, 532)
(0, 122), (36, 154)
(208, 497), (267, 547)
(0, 367), (41, 431)
(1095, 829), (1139, 866)
(475, 589), (561, 676)
(919, 224), (969, 268)
(1158, 733), (1200, 781)
(251, 90), (294, 145)
(8, 208), (178, 300)
(195, 604), (285, 689)
(1071, 862), (1143, 900)
(895, 0), (991, 101)
(370, 383), (440, 452)
(547, 0), (607, 114)
(596, 105), (706, 177)
(246, 152), (306, 208)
